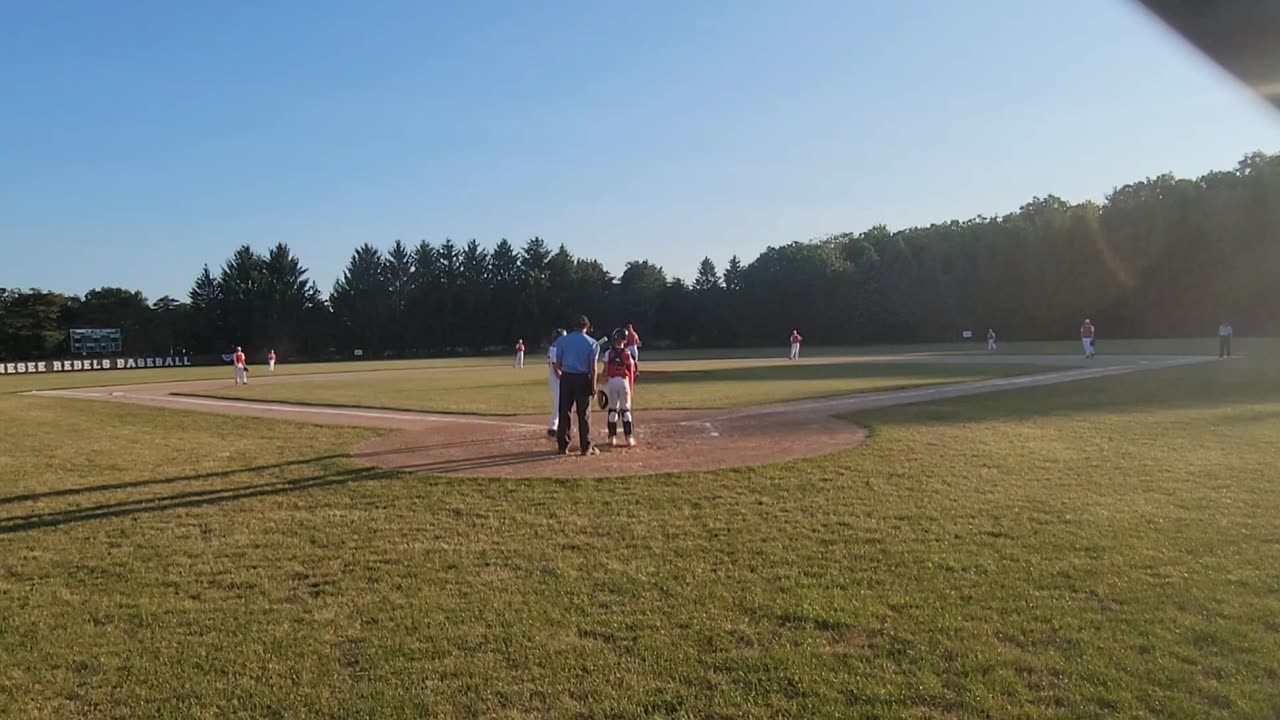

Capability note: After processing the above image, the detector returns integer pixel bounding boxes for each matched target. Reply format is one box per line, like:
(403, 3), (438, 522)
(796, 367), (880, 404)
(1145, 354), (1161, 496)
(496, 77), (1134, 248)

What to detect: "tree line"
(2, 151), (1277, 361)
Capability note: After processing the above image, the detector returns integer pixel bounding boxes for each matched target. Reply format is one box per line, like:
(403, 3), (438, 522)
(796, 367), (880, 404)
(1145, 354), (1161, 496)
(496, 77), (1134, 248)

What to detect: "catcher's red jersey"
(603, 348), (635, 382)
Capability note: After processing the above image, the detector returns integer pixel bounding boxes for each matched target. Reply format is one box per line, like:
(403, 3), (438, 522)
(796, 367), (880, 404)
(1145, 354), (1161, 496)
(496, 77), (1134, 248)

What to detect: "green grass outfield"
(1, 337), (1262, 395)
(188, 359), (1043, 414)
(1, 348), (1279, 717)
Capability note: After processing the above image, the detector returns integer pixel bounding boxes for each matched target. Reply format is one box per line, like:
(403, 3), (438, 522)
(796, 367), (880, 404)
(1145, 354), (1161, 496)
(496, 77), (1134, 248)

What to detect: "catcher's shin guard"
(622, 410), (633, 438)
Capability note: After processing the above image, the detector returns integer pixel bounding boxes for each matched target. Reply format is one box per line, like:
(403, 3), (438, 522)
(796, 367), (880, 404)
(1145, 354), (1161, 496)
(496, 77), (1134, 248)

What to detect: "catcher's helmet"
(610, 327), (627, 343)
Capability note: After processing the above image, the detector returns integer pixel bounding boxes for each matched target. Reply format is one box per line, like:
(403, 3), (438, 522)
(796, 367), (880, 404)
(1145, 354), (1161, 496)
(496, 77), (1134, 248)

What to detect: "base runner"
(625, 323), (641, 362)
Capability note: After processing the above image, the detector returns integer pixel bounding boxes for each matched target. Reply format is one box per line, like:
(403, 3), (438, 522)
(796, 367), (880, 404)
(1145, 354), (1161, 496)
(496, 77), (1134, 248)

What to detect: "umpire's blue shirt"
(556, 331), (598, 374)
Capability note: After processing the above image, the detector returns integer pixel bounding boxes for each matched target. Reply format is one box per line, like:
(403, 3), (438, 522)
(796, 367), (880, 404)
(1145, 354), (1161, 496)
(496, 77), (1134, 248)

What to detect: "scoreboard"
(69, 328), (122, 355)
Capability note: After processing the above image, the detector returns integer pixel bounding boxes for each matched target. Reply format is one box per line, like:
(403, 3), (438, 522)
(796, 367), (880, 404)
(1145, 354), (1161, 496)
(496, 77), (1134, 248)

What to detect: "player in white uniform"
(789, 330), (803, 360)
(546, 329), (566, 438)
(987, 329), (997, 351)
(515, 339), (525, 368)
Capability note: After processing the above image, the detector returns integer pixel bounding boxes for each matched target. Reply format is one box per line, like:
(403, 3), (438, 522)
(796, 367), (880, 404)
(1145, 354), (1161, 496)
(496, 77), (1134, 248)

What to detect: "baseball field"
(3, 340), (1279, 717)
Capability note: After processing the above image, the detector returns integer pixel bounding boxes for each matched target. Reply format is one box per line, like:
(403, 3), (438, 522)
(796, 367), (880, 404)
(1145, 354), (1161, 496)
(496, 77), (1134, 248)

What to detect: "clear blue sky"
(2, 0), (1277, 301)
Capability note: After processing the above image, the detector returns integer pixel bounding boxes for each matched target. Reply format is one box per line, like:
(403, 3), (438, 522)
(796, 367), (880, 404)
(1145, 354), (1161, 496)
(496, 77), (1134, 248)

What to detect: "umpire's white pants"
(548, 371), (560, 429)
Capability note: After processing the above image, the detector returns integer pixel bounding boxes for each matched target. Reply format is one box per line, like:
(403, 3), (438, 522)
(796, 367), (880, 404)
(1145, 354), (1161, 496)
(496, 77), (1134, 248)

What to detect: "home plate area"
(352, 409), (867, 478)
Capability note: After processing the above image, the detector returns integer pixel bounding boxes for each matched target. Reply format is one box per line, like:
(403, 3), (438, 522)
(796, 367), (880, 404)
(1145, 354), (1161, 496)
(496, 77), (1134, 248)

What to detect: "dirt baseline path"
(31, 355), (1211, 478)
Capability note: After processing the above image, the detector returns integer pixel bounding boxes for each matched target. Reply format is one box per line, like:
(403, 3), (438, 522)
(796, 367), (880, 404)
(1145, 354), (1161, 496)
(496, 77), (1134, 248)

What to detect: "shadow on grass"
(0, 446), (566, 534)
(391, 450), (562, 475)
(0, 453), (350, 506)
(0, 466), (394, 535)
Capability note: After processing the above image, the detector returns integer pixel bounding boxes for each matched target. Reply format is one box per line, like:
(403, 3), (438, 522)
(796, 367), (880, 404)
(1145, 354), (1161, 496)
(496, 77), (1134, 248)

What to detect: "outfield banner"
(0, 356), (195, 376)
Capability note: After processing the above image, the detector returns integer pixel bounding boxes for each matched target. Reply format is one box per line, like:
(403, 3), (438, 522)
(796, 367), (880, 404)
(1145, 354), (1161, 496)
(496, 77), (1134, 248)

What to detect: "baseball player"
(1080, 319), (1096, 359)
(267, 349), (277, 373)
(602, 328), (638, 447)
(987, 329), (997, 351)
(546, 329), (566, 439)
(625, 323), (641, 362)
(789, 330), (803, 360)
(515, 339), (525, 368)
(233, 346), (248, 385)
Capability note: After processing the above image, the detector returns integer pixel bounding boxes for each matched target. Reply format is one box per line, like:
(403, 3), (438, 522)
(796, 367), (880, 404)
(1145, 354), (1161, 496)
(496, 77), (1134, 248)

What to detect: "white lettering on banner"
(2, 356), (196, 378)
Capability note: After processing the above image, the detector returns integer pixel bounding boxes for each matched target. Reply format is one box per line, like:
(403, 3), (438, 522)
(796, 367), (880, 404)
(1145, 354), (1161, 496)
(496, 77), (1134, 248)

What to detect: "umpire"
(554, 315), (600, 456)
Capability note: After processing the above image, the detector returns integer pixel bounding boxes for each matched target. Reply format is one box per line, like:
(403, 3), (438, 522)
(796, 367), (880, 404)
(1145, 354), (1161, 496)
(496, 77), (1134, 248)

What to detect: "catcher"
(599, 328), (638, 447)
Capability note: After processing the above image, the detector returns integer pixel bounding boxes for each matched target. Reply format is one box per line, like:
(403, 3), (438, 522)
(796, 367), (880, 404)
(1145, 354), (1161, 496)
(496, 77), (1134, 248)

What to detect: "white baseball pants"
(547, 371), (560, 430)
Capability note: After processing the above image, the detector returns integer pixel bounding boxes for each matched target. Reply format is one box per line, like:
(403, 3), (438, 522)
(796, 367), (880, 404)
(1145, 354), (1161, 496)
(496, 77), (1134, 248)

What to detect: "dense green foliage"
(2, 152), (1276, 359)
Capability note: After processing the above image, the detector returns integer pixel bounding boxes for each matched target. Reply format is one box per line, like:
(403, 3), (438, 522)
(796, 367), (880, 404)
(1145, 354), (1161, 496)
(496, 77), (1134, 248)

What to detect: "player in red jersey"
(233, 346), (248, 385)
(602, 328), (637, 447)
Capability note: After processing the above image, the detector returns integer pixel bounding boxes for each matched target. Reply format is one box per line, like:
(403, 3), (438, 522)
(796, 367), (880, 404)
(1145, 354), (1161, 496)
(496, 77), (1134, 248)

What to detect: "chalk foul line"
(30, 390), (542, 430)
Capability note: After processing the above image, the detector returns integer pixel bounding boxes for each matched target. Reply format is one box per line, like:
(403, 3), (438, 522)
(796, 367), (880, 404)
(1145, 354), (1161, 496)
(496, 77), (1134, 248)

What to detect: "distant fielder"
(1080, 319), (1096, 359)
(546, 329), (566, 438)
(789, 330), (803, 360)
(603, 328), (638, 447)
(625, 323), (641, 362)
(233, 346), (248, 385)
(268, 349), (277, 373)
(987, 329), (997, 351)
(515, 339), (525, 368)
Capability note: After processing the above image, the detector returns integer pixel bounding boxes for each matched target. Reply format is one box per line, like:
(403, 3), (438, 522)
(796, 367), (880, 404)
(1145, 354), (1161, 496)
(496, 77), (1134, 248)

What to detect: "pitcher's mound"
(352, 409), (866, 478)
